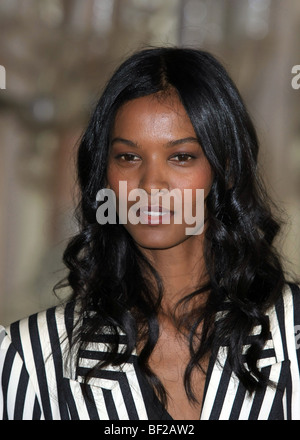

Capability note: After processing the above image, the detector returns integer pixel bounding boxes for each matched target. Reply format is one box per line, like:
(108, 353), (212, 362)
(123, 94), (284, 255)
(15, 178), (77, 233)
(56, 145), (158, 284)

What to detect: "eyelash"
(115, 153), (196, 163)
(171, 153), (195, 162)
(116, 153), (140, 162)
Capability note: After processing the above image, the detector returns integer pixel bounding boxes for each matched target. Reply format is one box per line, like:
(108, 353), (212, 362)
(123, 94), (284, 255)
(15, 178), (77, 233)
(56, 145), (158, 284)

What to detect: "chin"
(125, 226), (191, 251)
(136, 240), (180, 251)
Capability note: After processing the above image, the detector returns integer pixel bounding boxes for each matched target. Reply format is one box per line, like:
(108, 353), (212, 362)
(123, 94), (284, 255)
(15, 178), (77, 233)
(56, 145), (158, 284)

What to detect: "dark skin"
(106, 92), (214, 419)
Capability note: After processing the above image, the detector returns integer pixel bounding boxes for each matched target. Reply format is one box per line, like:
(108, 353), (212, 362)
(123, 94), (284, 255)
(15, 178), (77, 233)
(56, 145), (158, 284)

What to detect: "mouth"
(138, 205), (174, 225)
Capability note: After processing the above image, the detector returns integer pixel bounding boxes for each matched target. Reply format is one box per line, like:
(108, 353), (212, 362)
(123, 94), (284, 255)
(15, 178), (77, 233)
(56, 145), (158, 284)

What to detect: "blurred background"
(0, 0), (300, 325)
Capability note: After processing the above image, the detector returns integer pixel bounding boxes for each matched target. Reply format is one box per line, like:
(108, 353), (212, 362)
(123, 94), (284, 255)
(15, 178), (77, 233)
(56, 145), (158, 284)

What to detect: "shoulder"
(268, 282), (300, 327)
(0, 302), (82, 419)
(0, 301), (79, 371)
(266, 282), (300, 363)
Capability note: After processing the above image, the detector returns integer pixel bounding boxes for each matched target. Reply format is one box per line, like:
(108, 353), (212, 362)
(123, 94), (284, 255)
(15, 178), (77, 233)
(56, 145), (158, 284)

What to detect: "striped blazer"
(1, 283), (300, 420)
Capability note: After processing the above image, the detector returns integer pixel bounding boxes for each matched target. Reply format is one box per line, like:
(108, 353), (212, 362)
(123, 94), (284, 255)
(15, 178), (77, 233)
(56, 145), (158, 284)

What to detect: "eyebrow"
(110, 136), (200, 148)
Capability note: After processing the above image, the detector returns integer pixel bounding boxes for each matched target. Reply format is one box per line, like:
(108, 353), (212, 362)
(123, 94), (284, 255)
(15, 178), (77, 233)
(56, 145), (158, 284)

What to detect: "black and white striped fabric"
(1, 284), (300, 420)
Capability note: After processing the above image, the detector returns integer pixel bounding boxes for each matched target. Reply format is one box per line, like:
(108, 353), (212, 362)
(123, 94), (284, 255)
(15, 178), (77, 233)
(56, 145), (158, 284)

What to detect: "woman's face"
(106, 93), (214, 251)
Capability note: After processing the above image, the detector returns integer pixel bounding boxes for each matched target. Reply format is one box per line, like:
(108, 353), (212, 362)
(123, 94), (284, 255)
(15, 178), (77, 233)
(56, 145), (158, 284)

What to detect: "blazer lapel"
(62, 304), (290, 420)
(64, 340), (149, 420)
(200, 314), (288, 420)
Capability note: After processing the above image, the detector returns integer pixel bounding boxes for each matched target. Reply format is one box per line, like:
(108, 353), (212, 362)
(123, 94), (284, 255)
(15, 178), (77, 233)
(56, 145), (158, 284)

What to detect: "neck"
(138, 235), (209, 314)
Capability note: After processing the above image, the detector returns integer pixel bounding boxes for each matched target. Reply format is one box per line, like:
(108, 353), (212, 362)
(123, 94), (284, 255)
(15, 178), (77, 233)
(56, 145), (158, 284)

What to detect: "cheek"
(107, 163), (138, 191)
(180, 167), (214, 197)
(202, 169), (214, 197)
(106, 165), (137, 216)
(106, 163), (122, 193)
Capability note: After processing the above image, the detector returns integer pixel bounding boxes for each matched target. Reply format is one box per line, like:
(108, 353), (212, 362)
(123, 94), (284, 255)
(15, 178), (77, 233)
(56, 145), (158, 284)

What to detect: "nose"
(138, 161), (169, 195)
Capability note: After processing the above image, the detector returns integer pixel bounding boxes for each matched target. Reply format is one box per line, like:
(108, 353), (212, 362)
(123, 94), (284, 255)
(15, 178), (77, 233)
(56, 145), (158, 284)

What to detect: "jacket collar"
(200, 302), (287, 420)
(63, 300), (286, 420)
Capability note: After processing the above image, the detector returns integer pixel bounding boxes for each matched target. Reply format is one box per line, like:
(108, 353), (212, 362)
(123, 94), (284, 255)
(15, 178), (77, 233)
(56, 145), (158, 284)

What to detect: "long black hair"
(56, 47), (286, 404)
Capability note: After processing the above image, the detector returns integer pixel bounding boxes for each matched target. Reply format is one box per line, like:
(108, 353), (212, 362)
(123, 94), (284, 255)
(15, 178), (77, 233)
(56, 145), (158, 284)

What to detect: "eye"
(170, 153), (195, 163)
(115, 153), (140, 162)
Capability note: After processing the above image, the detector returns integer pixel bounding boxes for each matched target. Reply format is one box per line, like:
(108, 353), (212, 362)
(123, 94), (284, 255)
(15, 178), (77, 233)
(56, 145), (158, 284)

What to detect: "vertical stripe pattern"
(0, 284), (300, 420)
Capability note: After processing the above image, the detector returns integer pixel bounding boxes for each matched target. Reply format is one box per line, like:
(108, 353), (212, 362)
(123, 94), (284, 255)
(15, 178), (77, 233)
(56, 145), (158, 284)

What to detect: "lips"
(138, 205), (173, 225)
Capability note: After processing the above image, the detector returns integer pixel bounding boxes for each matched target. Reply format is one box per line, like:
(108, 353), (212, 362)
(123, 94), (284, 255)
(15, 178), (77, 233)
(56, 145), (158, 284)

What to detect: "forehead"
(112, 93), (195, 139)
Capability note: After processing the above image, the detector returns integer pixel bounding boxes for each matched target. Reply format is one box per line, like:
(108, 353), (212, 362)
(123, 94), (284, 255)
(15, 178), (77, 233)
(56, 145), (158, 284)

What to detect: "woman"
(0, 47), (299, 420)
